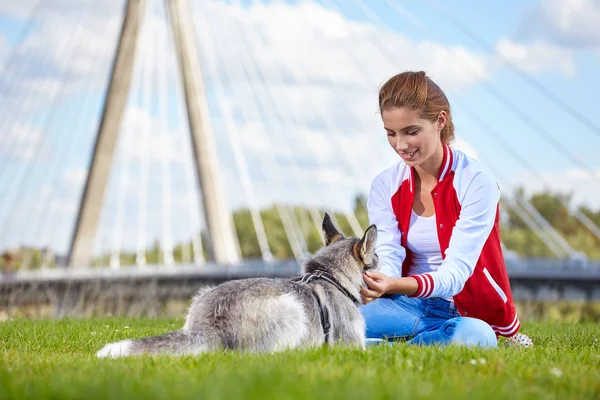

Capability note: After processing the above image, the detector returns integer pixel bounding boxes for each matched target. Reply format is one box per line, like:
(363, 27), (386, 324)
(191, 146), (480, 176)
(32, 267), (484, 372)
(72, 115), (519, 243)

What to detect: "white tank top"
(406, 211), (453, 301)
(406, 211), (453, 302)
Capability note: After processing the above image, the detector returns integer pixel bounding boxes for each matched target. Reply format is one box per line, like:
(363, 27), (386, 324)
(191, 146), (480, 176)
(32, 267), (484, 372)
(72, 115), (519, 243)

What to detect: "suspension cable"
(455, 98), (600, 245)
(109, 8), (146, 269)
(194, 4), (274, 262)
(434, 3), (600, 139)
(156, 0), (175, 266)
(32, 1), (122, 267)
(209, 0), (312, 260)
(0, 5), (91, 252)
(244, 0), (373, 238)
(136, 0), (153, 267)
(247, 0), (373, 240)
(0, 5), (79, 180)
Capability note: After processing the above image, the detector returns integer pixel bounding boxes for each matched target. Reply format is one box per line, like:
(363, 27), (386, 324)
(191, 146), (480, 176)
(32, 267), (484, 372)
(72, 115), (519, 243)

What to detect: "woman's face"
(381, 107), (445, 168)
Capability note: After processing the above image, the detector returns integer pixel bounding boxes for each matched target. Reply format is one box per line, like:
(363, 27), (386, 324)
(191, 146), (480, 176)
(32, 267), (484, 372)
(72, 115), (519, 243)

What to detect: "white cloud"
(198, 1), (492, 92)
(0, 0), (123, 20)
(495, 39), (576, 77)
(64, 168), (87, 188)
(509, 168), (600, 210)
(517, 0), (600, 49)
(0, 0), (38, 19)
(119, 106), (181, 163)
(500, 0), (600, 77)
(0, 123), (45, 160)
(34, 187), (77, 216)
(215, 111), (393, 211)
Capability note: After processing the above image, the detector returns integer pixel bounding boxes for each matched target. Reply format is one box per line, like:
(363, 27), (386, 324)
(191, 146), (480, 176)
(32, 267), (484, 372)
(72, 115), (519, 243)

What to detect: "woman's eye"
(386, 131), (396, 137)
(407, 130), (418, 136)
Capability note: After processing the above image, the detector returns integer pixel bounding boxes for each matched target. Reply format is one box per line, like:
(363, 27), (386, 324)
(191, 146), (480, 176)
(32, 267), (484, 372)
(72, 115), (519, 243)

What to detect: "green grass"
(1, 318), (599, 399)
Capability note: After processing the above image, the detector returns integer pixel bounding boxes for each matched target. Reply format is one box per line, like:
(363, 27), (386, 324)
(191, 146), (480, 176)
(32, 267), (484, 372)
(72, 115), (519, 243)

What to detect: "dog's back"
(183, 278), (325, 352)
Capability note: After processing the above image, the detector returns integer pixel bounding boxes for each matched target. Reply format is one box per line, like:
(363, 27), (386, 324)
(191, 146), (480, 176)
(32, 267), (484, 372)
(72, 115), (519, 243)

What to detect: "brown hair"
(378, 71), (455, 144)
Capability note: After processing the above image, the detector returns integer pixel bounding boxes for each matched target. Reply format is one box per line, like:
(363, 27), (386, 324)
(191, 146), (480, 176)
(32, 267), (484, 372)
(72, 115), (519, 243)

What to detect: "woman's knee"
(443, 317), (497, 348)
(360, 296), (419, 339)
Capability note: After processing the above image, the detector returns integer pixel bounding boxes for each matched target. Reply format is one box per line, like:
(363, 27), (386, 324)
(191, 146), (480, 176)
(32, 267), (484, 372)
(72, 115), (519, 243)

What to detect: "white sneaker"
(505, 332), (534, 348)
(365, 338), (390, 347)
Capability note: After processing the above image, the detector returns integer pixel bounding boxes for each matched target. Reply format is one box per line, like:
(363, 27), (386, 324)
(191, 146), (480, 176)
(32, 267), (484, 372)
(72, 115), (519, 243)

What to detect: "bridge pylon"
(68, 0), (240, 268)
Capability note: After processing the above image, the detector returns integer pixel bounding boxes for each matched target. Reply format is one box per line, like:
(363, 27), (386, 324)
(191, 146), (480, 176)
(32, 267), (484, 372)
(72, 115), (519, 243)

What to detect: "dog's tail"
(96, 329), (212, 358)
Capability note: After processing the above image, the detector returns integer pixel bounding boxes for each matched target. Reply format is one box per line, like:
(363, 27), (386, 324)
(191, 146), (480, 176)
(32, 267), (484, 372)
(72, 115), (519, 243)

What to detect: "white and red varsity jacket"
(367, 143), (520, 337)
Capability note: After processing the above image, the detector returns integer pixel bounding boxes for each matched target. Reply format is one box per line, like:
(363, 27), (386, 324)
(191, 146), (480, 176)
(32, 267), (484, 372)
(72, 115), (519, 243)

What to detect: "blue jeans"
(361, 295), (497, 348)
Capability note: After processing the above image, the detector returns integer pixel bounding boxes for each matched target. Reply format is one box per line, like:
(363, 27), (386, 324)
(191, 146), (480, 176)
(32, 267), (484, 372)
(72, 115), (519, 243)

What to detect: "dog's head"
(303, 213), (378, 280)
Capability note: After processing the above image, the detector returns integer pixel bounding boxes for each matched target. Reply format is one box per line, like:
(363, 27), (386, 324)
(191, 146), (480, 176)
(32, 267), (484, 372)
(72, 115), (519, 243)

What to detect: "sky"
(0, 0), (599, 258)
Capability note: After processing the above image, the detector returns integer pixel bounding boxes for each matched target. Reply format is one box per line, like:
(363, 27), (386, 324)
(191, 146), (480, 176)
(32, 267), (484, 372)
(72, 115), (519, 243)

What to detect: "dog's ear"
(357, 224), (377, 265)
(322, 212), (344, 246)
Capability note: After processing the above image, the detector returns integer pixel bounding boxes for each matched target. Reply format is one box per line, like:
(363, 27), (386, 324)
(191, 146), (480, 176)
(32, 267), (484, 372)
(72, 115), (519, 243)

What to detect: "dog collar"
(293, 270), (361, 306)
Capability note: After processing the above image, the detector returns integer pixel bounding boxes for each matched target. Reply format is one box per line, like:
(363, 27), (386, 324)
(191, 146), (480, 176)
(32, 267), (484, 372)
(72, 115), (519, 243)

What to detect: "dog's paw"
(96, 340), (133, 358)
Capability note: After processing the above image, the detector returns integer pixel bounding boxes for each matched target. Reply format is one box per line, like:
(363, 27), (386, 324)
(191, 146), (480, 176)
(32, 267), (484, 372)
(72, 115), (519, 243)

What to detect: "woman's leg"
(407, 316), (498, 348)
(360, 295), (424, 340)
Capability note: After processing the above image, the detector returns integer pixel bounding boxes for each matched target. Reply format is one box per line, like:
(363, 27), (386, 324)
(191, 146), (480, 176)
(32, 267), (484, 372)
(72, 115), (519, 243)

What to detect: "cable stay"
(195, 8), (275, 263)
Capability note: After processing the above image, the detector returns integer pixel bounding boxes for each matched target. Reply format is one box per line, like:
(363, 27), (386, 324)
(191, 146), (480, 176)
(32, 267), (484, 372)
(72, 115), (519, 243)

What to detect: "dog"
(96, 213), (377, 358)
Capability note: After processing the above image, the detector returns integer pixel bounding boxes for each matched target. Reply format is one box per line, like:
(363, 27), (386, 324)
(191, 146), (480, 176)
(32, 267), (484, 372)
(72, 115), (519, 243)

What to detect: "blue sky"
(0, 0), (599, 260)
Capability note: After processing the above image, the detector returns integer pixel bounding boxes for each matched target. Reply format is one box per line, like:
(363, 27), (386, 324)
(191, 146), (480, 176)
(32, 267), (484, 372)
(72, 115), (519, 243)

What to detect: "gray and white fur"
(97, 213), (377, 358)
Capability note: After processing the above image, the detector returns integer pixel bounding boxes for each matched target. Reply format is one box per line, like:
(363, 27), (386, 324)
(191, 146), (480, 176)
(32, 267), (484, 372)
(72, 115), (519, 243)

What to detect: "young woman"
(360, 71), (532, 348)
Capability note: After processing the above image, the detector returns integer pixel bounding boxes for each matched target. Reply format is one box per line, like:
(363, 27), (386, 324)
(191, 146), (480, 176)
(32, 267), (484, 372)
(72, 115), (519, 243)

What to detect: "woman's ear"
(437, 110), (447, 131)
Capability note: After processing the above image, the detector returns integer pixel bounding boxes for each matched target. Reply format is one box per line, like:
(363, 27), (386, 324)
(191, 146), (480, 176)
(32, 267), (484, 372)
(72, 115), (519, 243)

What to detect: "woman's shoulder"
(450, 147), (500, 199)
(451, 147), (496, 182)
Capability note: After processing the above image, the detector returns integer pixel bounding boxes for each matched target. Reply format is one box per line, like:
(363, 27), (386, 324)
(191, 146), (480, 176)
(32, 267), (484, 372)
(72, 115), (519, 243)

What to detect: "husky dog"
(97, 214), (377, 357)
(97, 214), (377, 358)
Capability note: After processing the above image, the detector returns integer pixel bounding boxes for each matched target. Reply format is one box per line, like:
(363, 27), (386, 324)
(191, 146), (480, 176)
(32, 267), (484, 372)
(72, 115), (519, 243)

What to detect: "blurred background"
(0, 0), (599, 319)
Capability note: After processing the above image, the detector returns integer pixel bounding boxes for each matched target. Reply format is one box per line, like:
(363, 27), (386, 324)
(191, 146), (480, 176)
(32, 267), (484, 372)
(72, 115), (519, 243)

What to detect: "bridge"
(0, 0), (599, 317)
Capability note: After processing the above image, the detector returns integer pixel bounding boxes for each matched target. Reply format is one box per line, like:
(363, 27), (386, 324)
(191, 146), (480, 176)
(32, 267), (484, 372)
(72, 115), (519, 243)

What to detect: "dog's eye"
(363, 254), (378, 270)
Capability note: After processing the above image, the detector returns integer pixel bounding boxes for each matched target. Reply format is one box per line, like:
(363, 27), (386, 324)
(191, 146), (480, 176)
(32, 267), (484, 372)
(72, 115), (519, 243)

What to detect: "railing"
(1, 259), (599, 318)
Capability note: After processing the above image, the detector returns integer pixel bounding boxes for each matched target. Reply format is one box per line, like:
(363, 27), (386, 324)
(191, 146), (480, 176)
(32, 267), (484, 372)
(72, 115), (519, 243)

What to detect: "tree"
(68, 190), (600, 267)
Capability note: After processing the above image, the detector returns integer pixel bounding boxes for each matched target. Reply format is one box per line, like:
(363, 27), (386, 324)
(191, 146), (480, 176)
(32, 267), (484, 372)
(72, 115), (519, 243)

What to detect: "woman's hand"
(361, 271), (393, 304)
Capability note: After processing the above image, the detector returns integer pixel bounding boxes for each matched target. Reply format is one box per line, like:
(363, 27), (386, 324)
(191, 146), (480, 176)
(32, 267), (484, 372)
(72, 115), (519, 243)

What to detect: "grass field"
(1, 318), (599, 399)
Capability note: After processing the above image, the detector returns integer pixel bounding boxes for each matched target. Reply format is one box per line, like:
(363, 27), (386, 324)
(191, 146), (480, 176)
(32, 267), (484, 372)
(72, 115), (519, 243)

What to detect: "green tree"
(83, 189), (600, 266)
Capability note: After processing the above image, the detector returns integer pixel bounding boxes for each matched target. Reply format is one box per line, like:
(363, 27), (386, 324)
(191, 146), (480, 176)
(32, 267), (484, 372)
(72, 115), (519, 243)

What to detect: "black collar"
(293, 269), (361, 306)
(292, 269), (361, 344)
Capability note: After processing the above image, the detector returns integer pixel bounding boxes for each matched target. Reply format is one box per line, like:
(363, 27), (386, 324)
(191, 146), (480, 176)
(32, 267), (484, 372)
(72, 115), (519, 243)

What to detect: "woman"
(361, 71), (532, 348)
